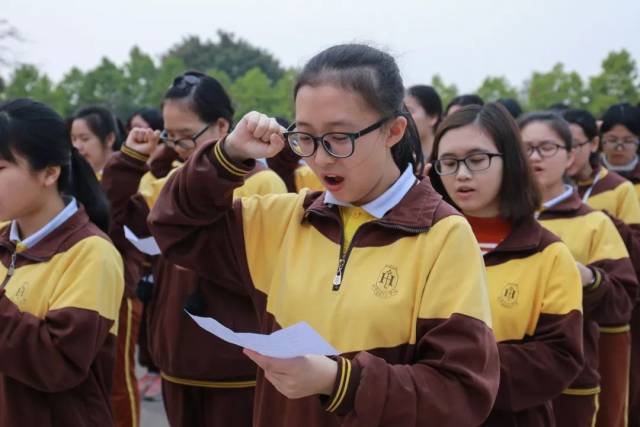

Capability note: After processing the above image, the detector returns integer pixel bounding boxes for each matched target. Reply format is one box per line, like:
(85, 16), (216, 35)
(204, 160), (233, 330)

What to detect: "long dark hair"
(430, 103), (541, 224)
(71, 105), (124, 151)
(294, 44), (424, 175)
(0, 99), (110, 232)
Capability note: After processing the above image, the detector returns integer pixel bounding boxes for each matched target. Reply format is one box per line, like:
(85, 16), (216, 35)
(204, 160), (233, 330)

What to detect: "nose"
(455, 162), (472, 180)
(528, 147), (542, 161)
(312, 144), (336, 167)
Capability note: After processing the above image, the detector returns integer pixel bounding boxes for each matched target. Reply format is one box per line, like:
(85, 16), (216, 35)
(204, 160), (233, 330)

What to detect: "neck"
(541, 180), (567, 203)
(462, 201), (501, 219)
(574, 162), (594, 182)
(354, 162), (402, 206)
(16, 192), (66, 240)
(421, 135), (434, 159)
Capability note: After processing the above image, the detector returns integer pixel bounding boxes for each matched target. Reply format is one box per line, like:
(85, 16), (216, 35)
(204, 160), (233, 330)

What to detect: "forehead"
(162, 100), (204, 131)
(294, 84), (378, 129)
(603, 124), (636, 138)
(521, 121), (561, 142)
(438, 125), (496, 156)
(568, 123), (587, 139)
(70, 118), (93, 135)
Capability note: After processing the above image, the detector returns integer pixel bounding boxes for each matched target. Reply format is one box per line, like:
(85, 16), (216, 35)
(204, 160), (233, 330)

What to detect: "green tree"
(57, 67), (86, 116)
(525, 63), (586, 110)
(587, 50), (639, 114)
(77, 57), (128, 115)
(146, 56), (187, 110)
(3, 64), (66, 113)
(229, 67), (280, 119)
(430, 74), (458, 108)
(476, 76), (519, 103)
(122, 46), (158, 116)
(165, 31), (284, 82)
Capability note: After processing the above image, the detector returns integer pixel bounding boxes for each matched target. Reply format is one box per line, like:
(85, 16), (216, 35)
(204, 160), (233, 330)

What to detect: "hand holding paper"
(187, 313), (339, 358)
(188, 312), (341, 399)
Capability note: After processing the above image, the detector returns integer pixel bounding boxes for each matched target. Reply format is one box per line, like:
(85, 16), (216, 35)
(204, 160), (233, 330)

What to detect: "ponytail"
(0, 98), (111, 233)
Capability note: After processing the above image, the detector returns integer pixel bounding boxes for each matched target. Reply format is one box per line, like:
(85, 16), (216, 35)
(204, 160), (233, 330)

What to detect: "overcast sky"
(3, 0), (639, 92)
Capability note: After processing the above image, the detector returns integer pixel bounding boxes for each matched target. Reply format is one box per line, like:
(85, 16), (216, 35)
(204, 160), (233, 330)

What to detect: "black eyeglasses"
(602, 138), (639, 150)
(573, 140), (592, 150)
(160, 124), (210, 150)
(283, 116), (393, 158)
(433, 152), (503, 176)
(524, 141), (567, 158)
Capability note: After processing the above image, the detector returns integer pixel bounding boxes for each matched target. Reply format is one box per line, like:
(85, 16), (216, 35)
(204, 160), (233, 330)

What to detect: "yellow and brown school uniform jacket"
(148, 139), (501, 427)
(103, 144), (286, 388)
(577, 165), (640, 227)
(467, 215), (584, 427)
(0, 206), (124, 427)
(538, 191), (637, 395)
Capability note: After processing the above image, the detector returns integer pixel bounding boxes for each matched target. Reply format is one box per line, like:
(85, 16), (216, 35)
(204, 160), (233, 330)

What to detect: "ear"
(427, 114), (439, 129)
(384, 116), (407, 149)
(42, 166), (61, 188)
(215, 118), (230, 136)
(590, 136), (600, 154)
(105, 132), (116, 150)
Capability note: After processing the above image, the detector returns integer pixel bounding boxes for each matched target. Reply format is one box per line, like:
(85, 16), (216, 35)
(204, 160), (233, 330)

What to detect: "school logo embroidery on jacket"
(499, 283), (519, 308)
(13, 282), (29, 307)
(372, 265), (399, 298)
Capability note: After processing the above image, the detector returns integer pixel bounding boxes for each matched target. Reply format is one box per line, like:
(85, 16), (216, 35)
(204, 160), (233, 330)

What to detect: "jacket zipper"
(0, 251), (17, 290)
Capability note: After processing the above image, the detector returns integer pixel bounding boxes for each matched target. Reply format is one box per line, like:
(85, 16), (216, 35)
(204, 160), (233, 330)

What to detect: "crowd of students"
(0, 43), (638, 427)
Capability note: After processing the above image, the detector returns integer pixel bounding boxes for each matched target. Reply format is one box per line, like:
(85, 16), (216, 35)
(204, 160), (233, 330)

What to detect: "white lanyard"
(581, 170), (603, 203)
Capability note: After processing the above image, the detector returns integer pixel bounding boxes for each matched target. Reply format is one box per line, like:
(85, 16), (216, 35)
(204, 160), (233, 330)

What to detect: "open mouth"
(323, 175), (345, 186)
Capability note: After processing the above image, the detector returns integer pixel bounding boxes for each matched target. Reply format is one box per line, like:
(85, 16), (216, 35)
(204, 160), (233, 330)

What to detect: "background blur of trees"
(1, 27), (638, 122)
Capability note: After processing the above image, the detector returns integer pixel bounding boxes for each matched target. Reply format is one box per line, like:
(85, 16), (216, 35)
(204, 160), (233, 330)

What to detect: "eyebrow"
(438, 148), (494, 157)
(295, 120), (357, 129)
(166, 128), (196, 134)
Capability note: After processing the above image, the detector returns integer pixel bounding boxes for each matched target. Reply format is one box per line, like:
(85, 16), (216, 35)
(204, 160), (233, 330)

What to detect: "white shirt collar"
(323, 166), (416, 219)
(601, 154), (639, 173)
(543, 184), (574, 209)
(10, 197), (78, 250)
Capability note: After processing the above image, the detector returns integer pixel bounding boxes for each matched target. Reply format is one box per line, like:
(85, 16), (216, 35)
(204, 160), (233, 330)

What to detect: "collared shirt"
(543, 184), (574, 209)
(323, 165), (416, 219)
(10, 197), (78, 251)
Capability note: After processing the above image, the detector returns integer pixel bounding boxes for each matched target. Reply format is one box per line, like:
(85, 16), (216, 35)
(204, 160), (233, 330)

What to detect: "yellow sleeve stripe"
(121, 145), (150, 162)
(214, 141), (250, 177)
(600, 325), (631, 333)
(326, 357), (352, 412)
(588, 268), (602, 291)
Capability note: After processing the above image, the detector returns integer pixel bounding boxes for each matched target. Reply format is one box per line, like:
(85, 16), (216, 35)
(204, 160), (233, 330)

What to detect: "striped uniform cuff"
(121, 145), (150, 163)
(210, 138), (254, 180)
(584, 267), (602, 292)
(323, 356), (360, 415)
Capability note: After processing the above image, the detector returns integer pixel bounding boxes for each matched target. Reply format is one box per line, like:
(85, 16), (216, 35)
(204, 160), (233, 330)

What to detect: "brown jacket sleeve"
(266, 142), (300, 193)
(0, 294), (115, 392)
(585, 258), (637, 325)
(494, 311), (583, 411)
(605, 212), (640, 305)
(102, 148), (152, 236)
(148, 140), (256, 296)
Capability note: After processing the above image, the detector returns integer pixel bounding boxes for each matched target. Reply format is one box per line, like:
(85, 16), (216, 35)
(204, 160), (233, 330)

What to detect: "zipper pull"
(332, 258), (345, 291)
(7, 252), (16, 277)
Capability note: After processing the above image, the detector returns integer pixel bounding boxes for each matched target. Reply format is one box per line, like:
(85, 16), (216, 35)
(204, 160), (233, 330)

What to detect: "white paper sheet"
(123, 225), (161, 256)
(188, 313), (339, 359)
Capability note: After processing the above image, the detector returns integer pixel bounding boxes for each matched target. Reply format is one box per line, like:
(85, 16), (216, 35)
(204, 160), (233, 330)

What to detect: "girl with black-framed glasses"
(148, 44), (500, 427)
(520, 112), (638, 427)
(430, 103), (584, 426)
(102, 70), (286, 427)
